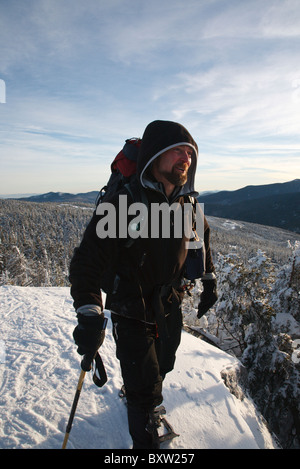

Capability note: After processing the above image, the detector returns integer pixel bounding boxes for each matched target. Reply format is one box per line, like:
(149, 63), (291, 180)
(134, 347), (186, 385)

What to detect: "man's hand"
(73, 313), (106, 356)
(197, 279), (218, 318)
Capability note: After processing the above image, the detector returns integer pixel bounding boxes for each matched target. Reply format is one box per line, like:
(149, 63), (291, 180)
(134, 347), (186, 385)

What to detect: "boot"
(127, 403), (160, 449)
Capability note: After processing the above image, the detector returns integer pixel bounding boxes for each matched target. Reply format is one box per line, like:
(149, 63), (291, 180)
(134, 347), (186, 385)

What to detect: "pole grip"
(81, 353), (94, 371)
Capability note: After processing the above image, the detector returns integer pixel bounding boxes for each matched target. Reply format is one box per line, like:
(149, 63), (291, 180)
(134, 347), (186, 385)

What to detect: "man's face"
(152, 145), (193, 187)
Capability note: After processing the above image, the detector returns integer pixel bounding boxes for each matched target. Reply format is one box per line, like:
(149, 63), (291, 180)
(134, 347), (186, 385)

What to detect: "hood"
(137, 120), (199, 198)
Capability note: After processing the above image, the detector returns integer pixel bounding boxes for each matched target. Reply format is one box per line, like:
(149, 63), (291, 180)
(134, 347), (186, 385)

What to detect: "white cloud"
(261, 0), (300, 38)
(157, 53), (300, 143)
(1, 0), (300, 193)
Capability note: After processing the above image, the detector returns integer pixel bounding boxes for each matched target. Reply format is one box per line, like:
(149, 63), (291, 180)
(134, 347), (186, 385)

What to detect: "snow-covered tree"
(5, 245), (31, 286)
(214, 249), (300, 448)
(183, 247), (299, 448)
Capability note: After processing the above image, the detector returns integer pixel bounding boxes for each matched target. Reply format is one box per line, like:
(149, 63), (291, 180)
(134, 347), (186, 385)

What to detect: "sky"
(0, 0), (300, 196)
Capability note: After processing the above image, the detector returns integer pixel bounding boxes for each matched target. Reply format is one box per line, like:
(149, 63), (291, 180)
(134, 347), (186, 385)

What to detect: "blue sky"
(1, 0), (300, 195)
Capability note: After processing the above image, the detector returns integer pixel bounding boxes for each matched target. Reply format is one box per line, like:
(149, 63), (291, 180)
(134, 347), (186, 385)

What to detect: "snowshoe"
(119, 385), (179, 444)
(148, 405), (179, 444)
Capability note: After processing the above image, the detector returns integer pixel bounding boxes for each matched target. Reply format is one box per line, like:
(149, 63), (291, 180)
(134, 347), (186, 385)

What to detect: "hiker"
(69, 120), (217, 449)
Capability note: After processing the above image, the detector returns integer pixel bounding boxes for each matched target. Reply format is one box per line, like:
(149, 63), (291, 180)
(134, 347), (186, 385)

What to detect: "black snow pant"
(111, 304), (182, 449)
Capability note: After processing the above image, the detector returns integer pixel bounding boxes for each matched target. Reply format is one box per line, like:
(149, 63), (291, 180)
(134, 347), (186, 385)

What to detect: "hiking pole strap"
(80, 351), (107, 387)
(62, 368), (86, 449)
(92, 351), (107, 387)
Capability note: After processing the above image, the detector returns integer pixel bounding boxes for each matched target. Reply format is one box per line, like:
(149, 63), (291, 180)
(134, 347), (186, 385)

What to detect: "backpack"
(96, 138), (142, 206)
(96, 138), (206, 281)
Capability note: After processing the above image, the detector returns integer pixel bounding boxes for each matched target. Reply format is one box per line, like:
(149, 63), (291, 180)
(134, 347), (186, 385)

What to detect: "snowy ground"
(0, 286), (279, 450)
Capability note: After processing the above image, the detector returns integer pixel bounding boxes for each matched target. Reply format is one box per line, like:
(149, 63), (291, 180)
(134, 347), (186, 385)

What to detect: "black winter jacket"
(69, 121), (215, 323)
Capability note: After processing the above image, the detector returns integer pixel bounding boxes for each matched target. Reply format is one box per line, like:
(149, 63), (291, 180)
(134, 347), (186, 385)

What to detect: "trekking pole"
(61, 353), (93, 449)
(62, 318), (108, 449)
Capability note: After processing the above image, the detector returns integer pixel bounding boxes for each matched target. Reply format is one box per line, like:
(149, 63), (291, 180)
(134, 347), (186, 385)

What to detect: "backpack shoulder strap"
(122, 178), (149, 248)
(185, 195), (197, 230)
(124, 177), (148, 207)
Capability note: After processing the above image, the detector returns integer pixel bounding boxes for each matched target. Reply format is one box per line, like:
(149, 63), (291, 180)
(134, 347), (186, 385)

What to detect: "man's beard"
(161, 167), (188, 187)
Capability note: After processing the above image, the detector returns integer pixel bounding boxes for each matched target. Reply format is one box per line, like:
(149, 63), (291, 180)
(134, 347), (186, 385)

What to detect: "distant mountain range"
(15, 179), (300, 233)
(16, 190), (100, 205)
(198, 179), (300, 233)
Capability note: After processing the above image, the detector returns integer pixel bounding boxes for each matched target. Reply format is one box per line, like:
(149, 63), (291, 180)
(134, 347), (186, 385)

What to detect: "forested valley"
(0, 198), (299, 448)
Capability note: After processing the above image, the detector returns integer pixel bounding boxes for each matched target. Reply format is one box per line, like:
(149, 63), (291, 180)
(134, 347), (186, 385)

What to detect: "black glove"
(73, 313), (106, 356)
(197, 279), (218, 318)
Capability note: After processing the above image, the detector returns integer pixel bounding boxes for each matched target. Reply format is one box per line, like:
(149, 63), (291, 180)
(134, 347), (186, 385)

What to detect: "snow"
(0, 286), (279, 450)
(221, 220), (244, 230)
(273, 312), (300, 337)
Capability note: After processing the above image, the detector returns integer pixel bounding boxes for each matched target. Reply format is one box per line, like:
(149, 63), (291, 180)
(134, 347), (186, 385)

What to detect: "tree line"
(1, 198), (299, 448)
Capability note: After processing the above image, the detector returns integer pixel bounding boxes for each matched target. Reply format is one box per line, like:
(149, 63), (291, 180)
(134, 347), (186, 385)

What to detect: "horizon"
(1, 1), (300, 195)
(1, 177), (298, 199)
